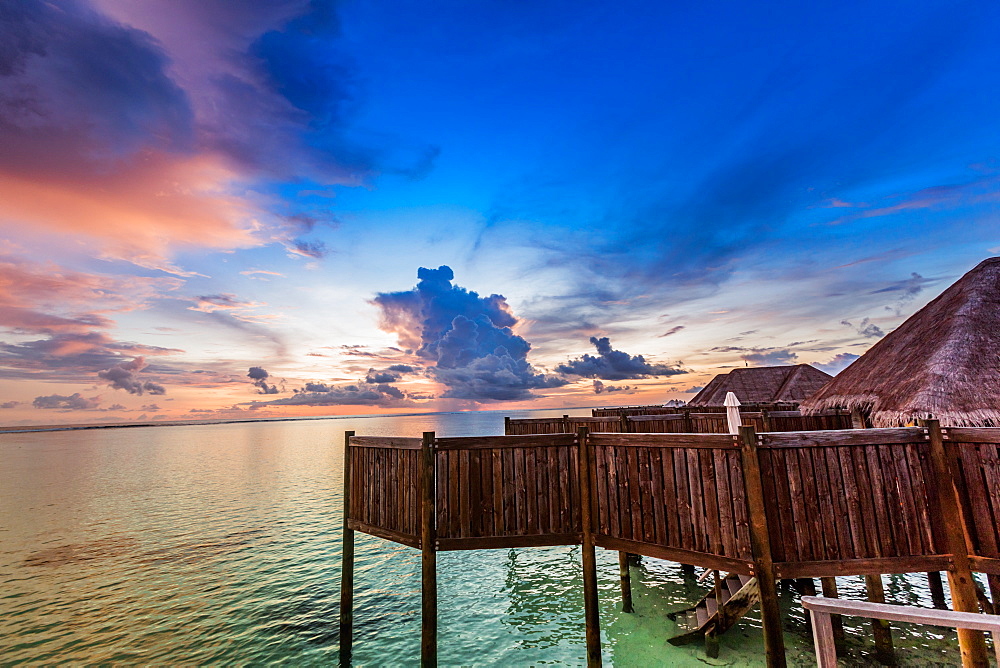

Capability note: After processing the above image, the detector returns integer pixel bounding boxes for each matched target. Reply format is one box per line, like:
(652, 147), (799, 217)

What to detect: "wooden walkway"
(339, 420), (1000, 667)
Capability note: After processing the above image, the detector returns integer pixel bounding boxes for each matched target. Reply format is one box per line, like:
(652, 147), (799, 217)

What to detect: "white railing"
(802, 596), (1000, 667)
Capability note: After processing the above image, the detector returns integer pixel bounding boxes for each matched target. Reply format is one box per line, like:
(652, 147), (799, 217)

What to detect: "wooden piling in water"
(865, 574), (896, 665)
(739, 425), (786, 668)
(420, 432), (438, 667)
(618, 552), (634, 613)
(339, 431), (356, 666)
(923, 419), (990, 668)
(578, 427), (602, 667)
(927, 571), (947, 609)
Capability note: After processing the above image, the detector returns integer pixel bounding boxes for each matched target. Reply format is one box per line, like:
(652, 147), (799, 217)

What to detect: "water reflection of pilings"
(500, 546), (585, 647)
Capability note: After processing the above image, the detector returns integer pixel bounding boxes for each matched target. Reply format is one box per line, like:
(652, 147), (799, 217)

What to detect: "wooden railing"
(341, 422), (1000, 667)
(505, 411), (852, 436)
(802, 596), (1000, 667)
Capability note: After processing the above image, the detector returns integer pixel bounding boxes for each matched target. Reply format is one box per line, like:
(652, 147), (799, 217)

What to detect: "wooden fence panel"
(434, 435), (581, 550)
(346, 438), (422, 547)
(587, 433), (753, 571)
(758, 428), (952, 578)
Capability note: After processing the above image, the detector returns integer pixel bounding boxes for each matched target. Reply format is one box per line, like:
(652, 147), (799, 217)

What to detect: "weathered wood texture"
(347, 427), (1000, 576)
(346, 438), (422, 545)
(757, 427), (949, 574)
(434, 434), (582, 549)
(588, 433), (754, 564)
(505, 412), (852, 435)
(943, 428), (1000, 564)
(591, 403), (802, 417)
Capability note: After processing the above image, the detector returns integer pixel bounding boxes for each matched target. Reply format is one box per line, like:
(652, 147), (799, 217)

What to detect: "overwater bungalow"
(802, 257), (1000, 427)
(689, 364), (832, 408)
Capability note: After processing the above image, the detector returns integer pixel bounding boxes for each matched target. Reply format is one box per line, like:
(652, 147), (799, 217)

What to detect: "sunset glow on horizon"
(2, 0), (999, 426)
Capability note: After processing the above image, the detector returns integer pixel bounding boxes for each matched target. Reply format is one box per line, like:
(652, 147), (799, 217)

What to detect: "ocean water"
(0, 409), (985, 665)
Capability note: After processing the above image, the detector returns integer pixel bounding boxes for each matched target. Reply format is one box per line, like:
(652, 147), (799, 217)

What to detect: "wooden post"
(563, 414), (570, 434)
(820, 577), (845, 653)
(680, 563), (696, 578)
(420, 432), (438, 667)
(339, 431), (356, 666)
(927, 571), (947, 609)
(618, 552), (634, 613)
(761, 410), (772, 433)
(922, 418), (990, 668)
(739, 425), (787, 668)
(808, 607), (839, 668)
(619, 412), (629, 434)
(578, 427), (602, 667)
(850, 409), (866, 430)
(865, 574), (896, 665)
(682, 408), (693, 433)
(504, 416), (511, 435)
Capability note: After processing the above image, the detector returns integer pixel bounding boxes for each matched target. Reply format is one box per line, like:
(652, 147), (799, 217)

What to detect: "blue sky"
(0, 0), (998, 423)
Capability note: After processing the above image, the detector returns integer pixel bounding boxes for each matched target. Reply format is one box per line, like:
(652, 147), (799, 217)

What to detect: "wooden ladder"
(668, 573), (760, 657)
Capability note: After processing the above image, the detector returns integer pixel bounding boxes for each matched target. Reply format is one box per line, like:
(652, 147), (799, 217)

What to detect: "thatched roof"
(801, 257), (1000, 427)
(688, 364), (832, 406)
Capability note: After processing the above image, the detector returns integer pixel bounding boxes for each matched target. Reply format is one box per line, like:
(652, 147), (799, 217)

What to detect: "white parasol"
(724, 391), (742, 435)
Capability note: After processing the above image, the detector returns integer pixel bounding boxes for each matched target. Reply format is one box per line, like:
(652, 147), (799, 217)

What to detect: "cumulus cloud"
(556, 337), (686, 381)
(682, 385), (704, 394)
(1, 400), (21, 408)
(33, 393), (101, 410)
(373, 266), (564, 401)
(593, 380), (632, 394)
(841, 318), (884, 338)
(98, 356), (166, 395)
(247, 366), (279, 394)
(814, 353), (860, 375)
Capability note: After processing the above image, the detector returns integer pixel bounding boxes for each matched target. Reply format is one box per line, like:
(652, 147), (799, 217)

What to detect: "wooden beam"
(739, 425), (787, 668)
(923, 419), (990, 668)
(420, 432), (438, 667)
(339, 431), (356, 665)
(578, 427), (602, 667)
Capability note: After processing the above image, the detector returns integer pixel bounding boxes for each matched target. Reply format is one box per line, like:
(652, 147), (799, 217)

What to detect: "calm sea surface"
(0, 409), (976, 665)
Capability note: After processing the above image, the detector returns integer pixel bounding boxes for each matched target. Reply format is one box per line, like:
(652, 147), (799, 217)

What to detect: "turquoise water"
(0, 409), (985, 665)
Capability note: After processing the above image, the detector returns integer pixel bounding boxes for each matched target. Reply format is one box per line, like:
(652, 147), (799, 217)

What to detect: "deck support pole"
(680, 563), (696, 578)
(578, 427), (602, 667)
(339, 431), (356, 666)
(864, 574), (896, 665)
(739, 425), (787, 668)
(420, 432), (438, 668)
(922, 419), (990, 668)
(618, 552), (634, 613)
(819, 577), (845, 653)
(927, 571), (947, 609)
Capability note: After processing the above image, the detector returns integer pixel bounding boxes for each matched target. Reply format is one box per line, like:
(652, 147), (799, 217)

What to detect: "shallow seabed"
(0, 410), (992, 665)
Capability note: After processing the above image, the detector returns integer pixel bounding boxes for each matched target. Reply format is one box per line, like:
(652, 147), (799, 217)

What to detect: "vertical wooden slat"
(771, 449), (799, 562)
(639, 448), (655, 543)
(649, 448), (666, 546)
(729, 449), (752, 559)
(863, 445), (895, 558)
(837, 445), (867, 558)
(808, 447), (837, 561)
(661, 448), (680, 546)
(851, 446), (880, 559)
(514, 447), (528, 535)
(892, 443), (922, 556)
(594, 445), (609, 536)
(686, 448), (706, 552)
(714, 449), (736, 557)
(785, 446), (811, 561)
(627, 447), (643, 542)
(675, 447), (694, 551)
(701, 449), (722, 556)
(525, 445), (539, 535)
(904, 443), (937, 555)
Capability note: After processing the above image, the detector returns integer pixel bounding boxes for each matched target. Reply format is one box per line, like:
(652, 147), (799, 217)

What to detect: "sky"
(1, 0), (999, 425)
